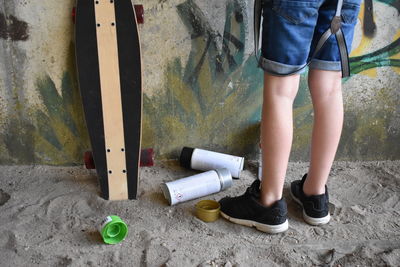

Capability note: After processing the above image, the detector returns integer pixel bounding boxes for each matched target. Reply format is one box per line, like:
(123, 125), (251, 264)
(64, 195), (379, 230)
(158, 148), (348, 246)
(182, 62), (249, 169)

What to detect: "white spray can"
(161, 168), (233, 206)
(180, 147), (244, 178)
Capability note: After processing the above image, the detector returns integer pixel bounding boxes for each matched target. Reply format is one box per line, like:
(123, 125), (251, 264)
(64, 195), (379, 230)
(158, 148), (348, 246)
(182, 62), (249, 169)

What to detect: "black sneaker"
(290, 174), (330, 225)
(219, 179), (288, 234)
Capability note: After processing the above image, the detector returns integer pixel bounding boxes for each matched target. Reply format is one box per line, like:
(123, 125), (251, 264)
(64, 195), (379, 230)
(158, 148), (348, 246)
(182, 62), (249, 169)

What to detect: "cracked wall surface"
(0, 0), (399, 164)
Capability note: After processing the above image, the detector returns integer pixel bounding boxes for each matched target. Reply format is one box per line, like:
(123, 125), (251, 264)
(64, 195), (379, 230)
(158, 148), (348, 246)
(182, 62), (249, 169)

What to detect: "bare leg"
(260, 73), (300, 206)
(304, 69), (343, 196)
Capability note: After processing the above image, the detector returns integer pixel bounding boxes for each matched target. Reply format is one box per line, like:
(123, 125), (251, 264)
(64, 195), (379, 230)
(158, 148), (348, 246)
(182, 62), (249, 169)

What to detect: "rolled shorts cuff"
(309, 59), (341, 71)
(259, 56), (306, 76)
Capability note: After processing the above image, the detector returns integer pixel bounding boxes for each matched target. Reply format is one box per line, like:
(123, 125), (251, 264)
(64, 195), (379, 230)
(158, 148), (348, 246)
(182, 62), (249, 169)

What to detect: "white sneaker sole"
(290, 190), (330, 226)
(220, 211), (289, 234)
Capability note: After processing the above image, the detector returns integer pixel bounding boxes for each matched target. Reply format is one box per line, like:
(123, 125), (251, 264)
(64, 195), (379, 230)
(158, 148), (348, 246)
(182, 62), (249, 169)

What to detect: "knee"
(308, 70), (342, 102)
(264, 73), (300, 102)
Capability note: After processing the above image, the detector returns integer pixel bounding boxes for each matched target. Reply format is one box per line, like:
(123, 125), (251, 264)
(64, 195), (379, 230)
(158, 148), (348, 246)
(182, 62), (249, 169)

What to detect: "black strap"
(336, 28), (350, 77)
(254, 0), (350, 77)
(254, 0), (262, 61)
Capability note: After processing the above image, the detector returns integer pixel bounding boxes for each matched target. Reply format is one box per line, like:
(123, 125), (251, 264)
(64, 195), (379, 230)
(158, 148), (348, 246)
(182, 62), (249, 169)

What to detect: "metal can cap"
(195, 200), (220, 222)
(215, 168), (233, 191)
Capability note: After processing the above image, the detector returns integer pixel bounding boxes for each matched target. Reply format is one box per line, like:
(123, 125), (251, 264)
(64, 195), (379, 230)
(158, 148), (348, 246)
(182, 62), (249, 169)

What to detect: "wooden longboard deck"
(75, 0), (142, 200)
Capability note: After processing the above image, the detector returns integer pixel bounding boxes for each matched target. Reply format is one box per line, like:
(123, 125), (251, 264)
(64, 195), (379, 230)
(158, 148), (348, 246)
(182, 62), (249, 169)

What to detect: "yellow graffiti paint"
(351, 3), (370, 57)
(349, 3), (378, 77)
(390, 31), (400, 74)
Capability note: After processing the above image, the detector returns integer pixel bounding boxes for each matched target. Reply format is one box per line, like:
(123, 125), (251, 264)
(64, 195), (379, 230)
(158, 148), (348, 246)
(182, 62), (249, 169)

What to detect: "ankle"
(260, 192), (282, 207)
(303, 181), (325, 196)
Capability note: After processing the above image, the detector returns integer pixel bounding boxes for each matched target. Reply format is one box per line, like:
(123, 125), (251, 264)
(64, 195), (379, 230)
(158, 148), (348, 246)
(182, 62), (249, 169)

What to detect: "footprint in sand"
(145, 243), (170, 267)
(139, 230), (171, 267)
(0, 231), (17, 251)
(0, 189), (10, 206)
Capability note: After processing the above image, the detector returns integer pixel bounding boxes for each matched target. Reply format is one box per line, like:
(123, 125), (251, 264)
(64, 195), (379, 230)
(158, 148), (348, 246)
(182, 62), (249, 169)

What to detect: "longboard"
(75, 0), (142, 200)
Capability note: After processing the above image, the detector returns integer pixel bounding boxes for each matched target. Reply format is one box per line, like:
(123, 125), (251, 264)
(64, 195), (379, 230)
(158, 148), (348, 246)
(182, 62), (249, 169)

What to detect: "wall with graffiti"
(0, 0), (398, 165)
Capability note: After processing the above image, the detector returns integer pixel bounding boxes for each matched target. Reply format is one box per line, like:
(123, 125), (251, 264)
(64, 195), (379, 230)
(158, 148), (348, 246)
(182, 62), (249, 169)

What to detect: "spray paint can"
(180, 147), (244, 178)
(161, 168), (233, 205)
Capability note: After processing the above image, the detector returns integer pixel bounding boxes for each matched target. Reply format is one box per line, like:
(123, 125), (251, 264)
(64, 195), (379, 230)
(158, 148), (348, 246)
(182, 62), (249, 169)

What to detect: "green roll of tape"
(99, 215), (128, 244)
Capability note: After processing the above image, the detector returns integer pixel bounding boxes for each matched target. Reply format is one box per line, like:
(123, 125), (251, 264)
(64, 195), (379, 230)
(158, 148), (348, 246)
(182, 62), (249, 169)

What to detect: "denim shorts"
(259, 0), (361, 75)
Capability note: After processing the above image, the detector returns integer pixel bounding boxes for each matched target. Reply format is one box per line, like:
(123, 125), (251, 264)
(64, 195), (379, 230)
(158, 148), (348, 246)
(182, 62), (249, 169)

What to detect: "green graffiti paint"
(349, 38), (400, 76)
(36, 76), (79, 137)
(140, 0), (264, 159)
(26, 43), (90, 165)
(34, 73), (89, 164)
(35, 109), (63, 151)
(30, 67), (89, 165)
(376, 0), (399, 10)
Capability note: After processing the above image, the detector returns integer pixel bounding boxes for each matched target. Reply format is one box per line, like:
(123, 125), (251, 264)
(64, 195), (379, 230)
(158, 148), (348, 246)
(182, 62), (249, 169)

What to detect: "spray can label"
(163, 170), (222, 205)
(98, 216), (112, 232)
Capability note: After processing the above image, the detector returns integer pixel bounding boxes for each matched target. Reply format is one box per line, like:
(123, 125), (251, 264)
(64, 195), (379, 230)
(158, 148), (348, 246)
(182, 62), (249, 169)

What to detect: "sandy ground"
(0, 160), (399, 267)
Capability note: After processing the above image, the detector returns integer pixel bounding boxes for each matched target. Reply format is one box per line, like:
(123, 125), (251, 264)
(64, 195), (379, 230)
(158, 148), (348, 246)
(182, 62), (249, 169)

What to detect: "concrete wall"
(0, 0), (398, 165)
